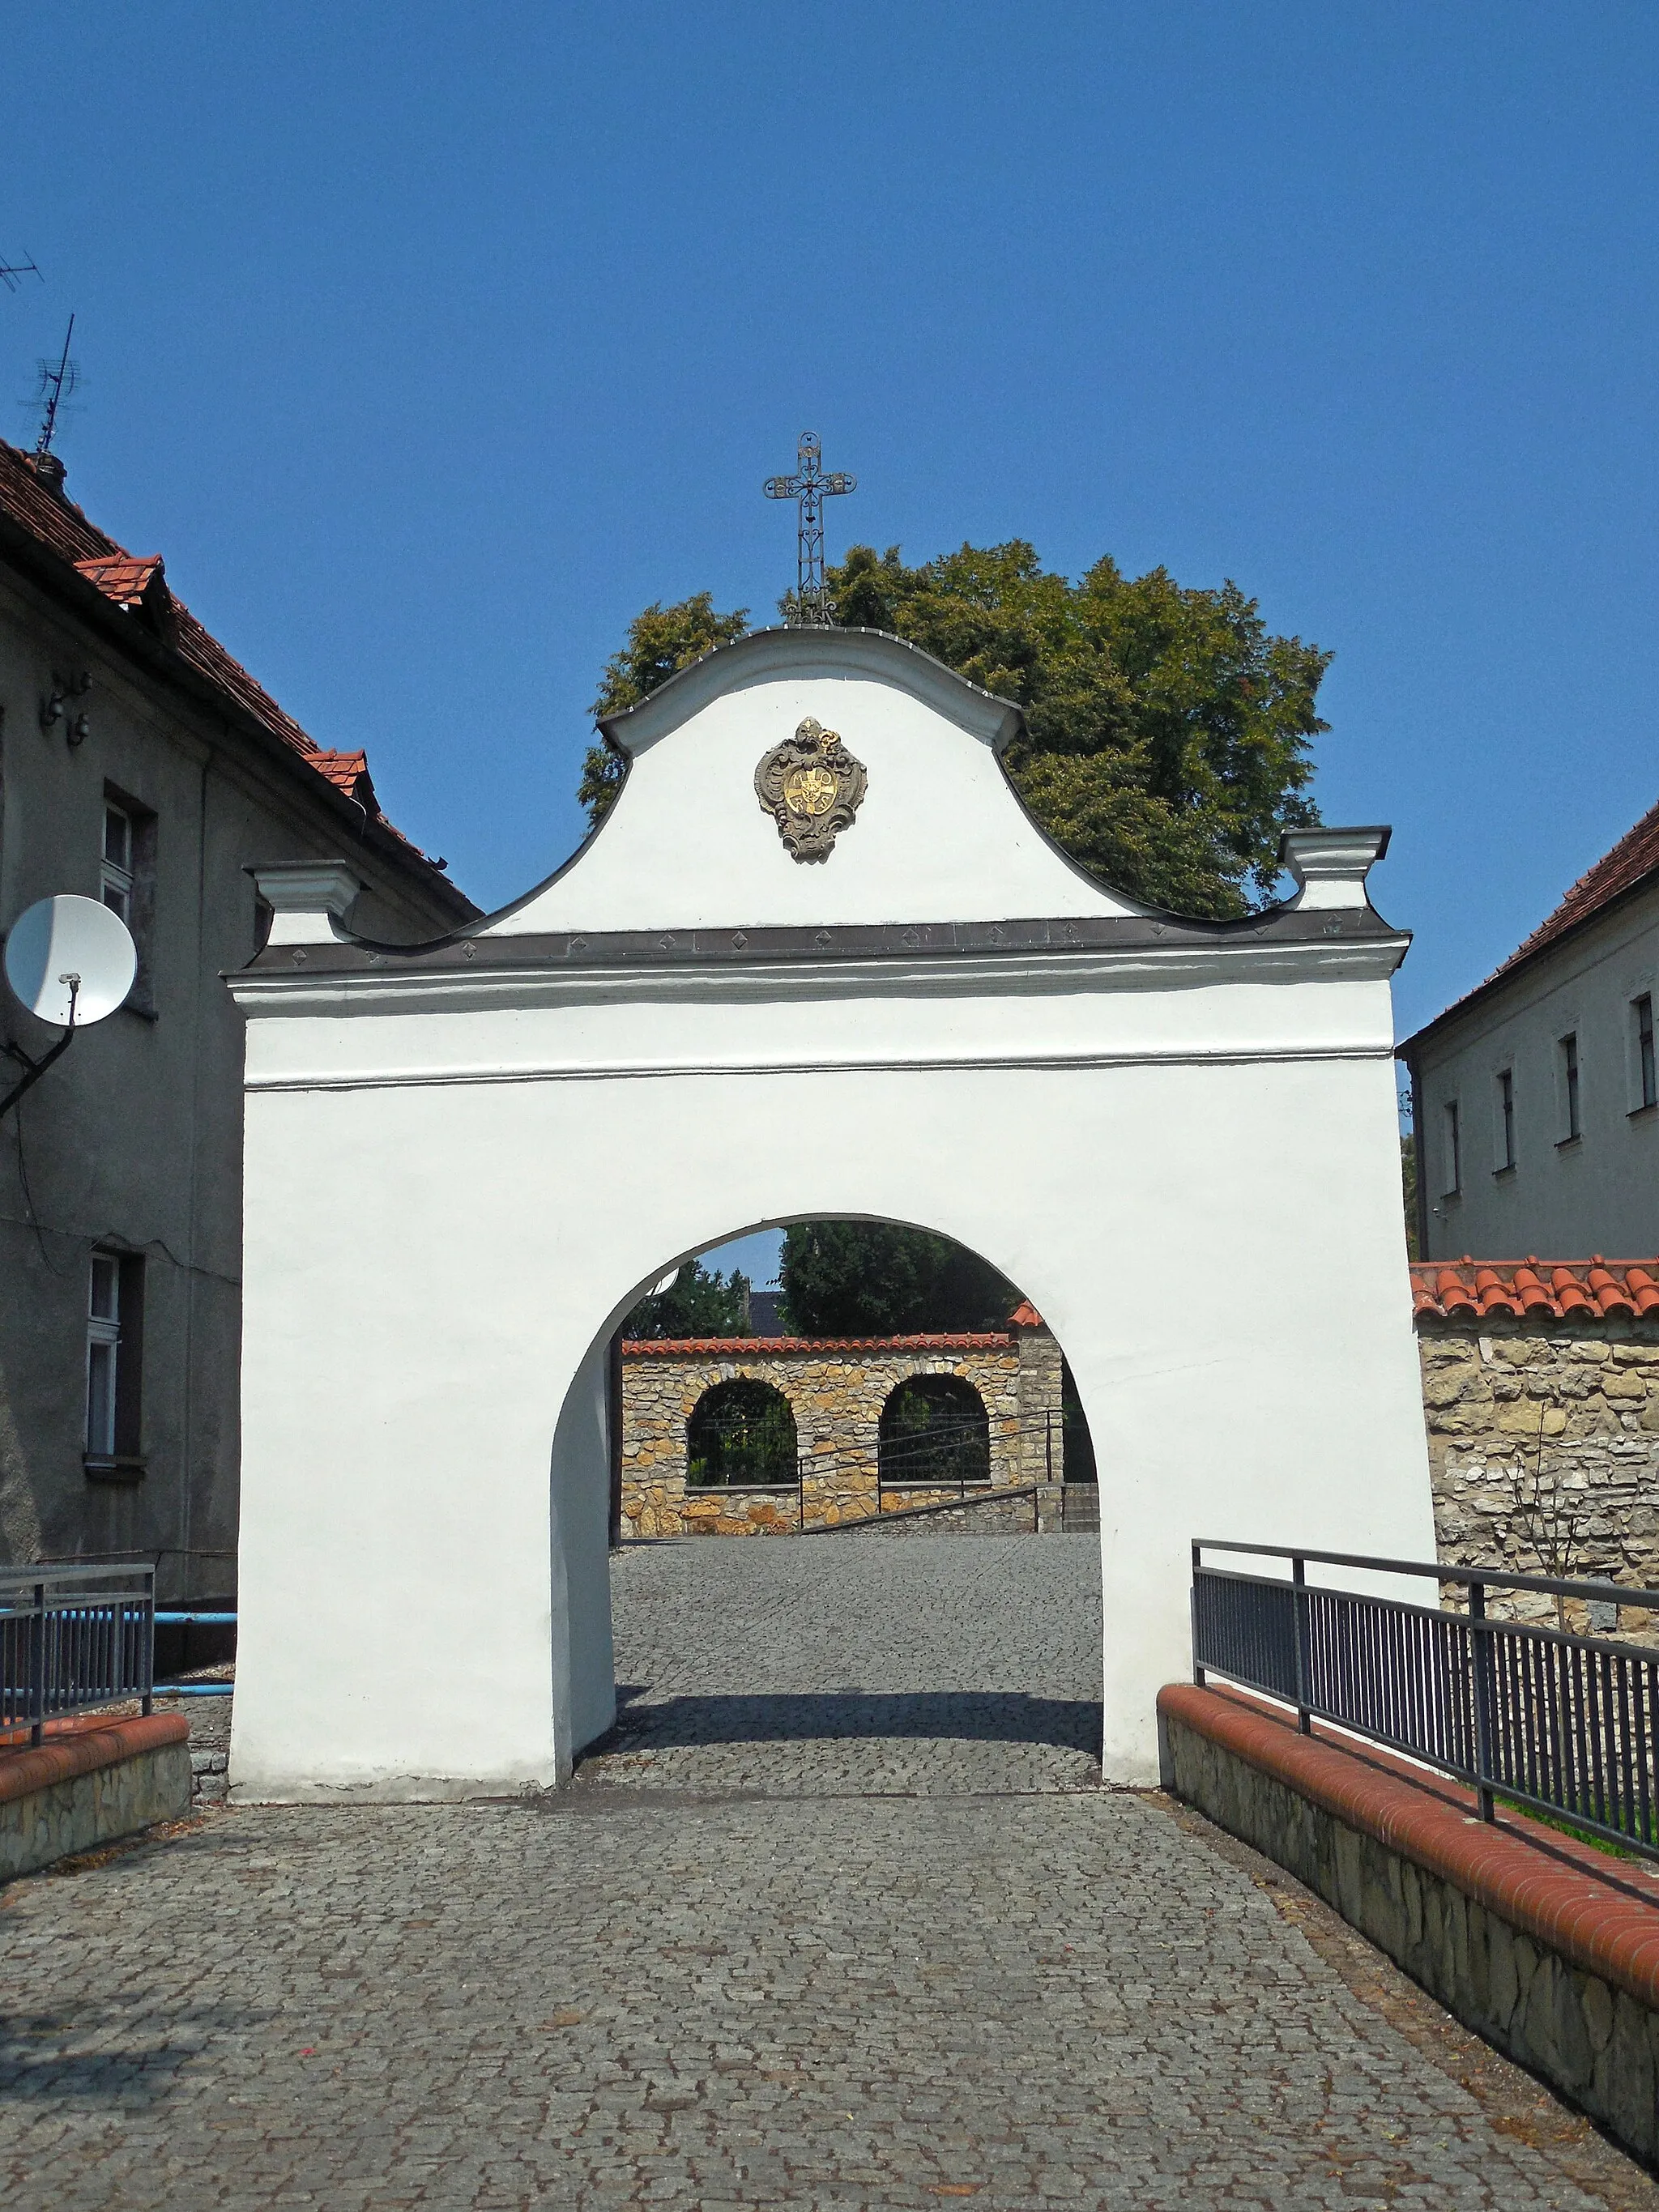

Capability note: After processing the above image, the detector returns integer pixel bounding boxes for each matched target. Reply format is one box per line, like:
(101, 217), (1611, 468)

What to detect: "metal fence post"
(1191, 1542), (1205, 1686)
(140, 1569), (155, 1719)
(29, 1578), (45, 1747)
(1293, 1553), (1311, 1735)
(1469, 1575), (1496, 1823)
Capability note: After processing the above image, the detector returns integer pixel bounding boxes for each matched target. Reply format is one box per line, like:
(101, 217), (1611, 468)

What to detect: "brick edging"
(0, 1713), (190, 1808)
(1158, 1681), (1659, 2013)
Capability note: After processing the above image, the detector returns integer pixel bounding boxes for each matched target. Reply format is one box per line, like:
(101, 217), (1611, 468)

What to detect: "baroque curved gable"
(484, 628), (1150, 936)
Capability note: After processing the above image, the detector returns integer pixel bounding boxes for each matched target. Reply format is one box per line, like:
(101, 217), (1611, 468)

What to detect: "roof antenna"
(33, 314), (79, 457)
(0, 249), (42, 294)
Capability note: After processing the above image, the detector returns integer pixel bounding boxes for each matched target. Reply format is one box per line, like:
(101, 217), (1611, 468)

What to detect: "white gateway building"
(227, 625), (1433, 1800)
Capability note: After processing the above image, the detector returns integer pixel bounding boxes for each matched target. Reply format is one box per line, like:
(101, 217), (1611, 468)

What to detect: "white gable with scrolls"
(488, 628), (1144, 935)
(227, 620), (1435, 1809)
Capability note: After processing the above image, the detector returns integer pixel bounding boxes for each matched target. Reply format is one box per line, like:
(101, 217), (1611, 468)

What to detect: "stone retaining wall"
(1, 1711), (191, 1880)
(1417, 1312), (1659, 1630)
(1161, 1681), (1659, 2169)
(621, 1323), (1064, 1539)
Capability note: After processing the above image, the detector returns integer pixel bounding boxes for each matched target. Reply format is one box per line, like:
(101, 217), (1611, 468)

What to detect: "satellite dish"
(3, 894), (137, 1027)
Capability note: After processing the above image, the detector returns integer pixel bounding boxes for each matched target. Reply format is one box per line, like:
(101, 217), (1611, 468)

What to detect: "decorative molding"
(228, 930), (1410, 1022)
(242, 1039), (1396, 1096)
(754, 717), (867, 863)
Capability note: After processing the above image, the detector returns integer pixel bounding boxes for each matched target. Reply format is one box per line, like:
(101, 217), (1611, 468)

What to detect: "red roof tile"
(1403, 797), (1659, 1046)
(0, 439), (467, 906)
(1007, 1300), (1047, 1329)
(74, 552), (165, 609)
(622, 1332), (1017, 1357)
(1411, 1256), (1659, 1322)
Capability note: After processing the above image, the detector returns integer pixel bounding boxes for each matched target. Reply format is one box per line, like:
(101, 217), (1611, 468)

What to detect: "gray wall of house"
(0, 551), (465, 1595)
(1407, 886), (1659, 1262)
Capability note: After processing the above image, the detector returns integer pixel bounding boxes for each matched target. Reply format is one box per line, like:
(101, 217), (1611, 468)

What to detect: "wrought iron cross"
(764, 431), (855, 627)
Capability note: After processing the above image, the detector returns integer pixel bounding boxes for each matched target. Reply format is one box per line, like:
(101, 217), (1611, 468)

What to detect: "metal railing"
(1, 1562), (155, 1745)
(1192, 1541), (1659, 1862)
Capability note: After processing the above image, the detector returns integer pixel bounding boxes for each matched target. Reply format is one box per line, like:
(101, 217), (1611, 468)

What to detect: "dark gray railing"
(1192, 1541), (1659, 1864)
(1, 1562), (154, 1745)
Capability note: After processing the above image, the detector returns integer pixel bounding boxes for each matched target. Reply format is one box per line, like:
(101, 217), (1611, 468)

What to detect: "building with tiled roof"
(1398, 796), (1659, 1263)
(0, 438), (476, 1594)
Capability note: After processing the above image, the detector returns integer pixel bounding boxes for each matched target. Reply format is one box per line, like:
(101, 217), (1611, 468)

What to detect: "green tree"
(578, 592), (749, 825)
(778, 1221), (1017, 1336)
(624, 1257), (750, 1340)
(825, 541), (1326, 914)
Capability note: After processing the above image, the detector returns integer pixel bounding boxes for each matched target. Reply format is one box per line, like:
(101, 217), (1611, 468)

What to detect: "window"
(1495, 1070), (1515, 1172)
(84, 1251), (144, 1473)
(1559, 1032), (1581, 1143)
(1636, 996), (1657, 1113)
(1442, 1100), (1461, 1196)
(685, 1379), (797, 1487)
(85, 1255), (121, 1459)
(100, 802), (134, 923)
(878, 1375), (992, 1487)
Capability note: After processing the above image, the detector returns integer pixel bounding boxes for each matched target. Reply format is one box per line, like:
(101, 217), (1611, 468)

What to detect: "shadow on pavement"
(600, 1687), (1102, 1756)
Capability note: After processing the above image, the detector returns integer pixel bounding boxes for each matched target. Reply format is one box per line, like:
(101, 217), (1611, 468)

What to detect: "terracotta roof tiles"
(0, 438), (466, 904)
(1403, 796), (1659, 1045)
(1411, 1257), (1659, 1322)
(73, 552), (165, 609)
(623, 1332), (1017, 1357)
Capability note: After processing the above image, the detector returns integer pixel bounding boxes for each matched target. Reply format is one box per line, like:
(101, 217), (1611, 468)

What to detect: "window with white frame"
(85, 1253), (122, 1460)
(1558, 1032), (1582, 1143)
(1635, 995), (1657, 1114)
(1495, 1068), (1515, 1172)
(1442, 1099), (1461, 1196)
(100, 801), (134, 923)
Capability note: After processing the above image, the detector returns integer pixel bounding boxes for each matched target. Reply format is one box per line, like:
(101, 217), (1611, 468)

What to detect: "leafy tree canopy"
(578, 592), (749, 825)
(625, 1257), (750, 1340)
(825, 542), (1325, 914)
(577, 543), (1328, 918)
(778, 1221), (1017, 1336)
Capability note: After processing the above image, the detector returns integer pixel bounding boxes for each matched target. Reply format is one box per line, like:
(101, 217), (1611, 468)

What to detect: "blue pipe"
(155, 1612), (237, 1625)
(152, 1683), (233, 1696)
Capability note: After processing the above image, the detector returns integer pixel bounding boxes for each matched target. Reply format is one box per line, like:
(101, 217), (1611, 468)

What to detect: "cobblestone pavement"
(584, 1536), (1104, 1795)
(1, 1536), (1654, 2210)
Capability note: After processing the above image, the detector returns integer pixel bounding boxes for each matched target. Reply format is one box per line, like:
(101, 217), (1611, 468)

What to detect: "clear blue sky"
(6, 3), (1657, 1087)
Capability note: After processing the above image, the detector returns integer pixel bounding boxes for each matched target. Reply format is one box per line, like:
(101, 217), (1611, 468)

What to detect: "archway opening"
(686, 1379), (798, 1489)
(561, 1212), (1106, 1792)
(877, 1375), (991, 1490)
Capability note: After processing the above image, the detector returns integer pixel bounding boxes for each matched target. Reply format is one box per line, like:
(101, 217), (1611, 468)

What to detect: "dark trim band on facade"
(245, 901), (1405, 979)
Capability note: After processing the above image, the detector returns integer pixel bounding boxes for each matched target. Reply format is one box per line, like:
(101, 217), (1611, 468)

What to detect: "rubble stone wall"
(1418, 1314), (1659, 1634)
(621, 1332), (1064, 1540)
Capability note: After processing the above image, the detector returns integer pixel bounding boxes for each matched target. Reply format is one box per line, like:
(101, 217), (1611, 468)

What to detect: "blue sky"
(6, 5), (1658, 1289)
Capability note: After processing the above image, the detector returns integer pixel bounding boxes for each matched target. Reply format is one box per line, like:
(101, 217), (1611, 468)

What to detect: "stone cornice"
(229, 904), (1410, 1020)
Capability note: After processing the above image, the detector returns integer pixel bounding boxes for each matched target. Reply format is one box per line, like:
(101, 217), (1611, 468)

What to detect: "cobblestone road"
(2, 1536), (1653, 2209)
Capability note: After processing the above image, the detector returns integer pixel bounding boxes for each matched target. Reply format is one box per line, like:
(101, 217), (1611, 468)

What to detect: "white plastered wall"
(229, 629), (1431, 1800)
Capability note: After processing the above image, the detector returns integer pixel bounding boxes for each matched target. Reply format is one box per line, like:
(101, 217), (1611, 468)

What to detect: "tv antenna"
(33, 314), (79, 456)
(0, 249), (42, 294)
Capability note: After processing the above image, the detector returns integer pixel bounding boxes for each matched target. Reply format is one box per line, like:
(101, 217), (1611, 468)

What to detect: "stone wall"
(621, 1324), (1064, 1539)
(1162, 1684), (1659, 2172)
(1418, 1314), (1659, 1632)
(1, 1713), (191, 1881)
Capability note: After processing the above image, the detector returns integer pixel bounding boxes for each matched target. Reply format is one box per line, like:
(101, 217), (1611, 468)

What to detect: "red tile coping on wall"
(0, 1711), (188, 1809)
(622, 1332), (1018, 1357)
(1159, 1680), (1659, 2014)
(1410, 1256), (1659, 1323)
